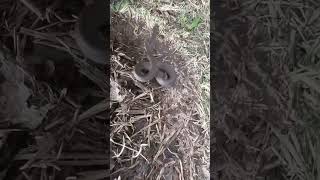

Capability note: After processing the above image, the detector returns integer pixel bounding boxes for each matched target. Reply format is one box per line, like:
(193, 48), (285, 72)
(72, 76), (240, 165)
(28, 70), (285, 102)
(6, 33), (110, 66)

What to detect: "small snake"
(133, 24), (160, 82)
(134, 61), (177, 87)
(133, 25), (177, 87)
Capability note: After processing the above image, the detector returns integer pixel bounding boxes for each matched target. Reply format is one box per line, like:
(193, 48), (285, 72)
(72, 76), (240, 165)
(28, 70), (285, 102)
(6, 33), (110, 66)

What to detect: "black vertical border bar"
(210, 0), (224, 179)
(105, 0), (111, 179)
(210, 0), (214, 178)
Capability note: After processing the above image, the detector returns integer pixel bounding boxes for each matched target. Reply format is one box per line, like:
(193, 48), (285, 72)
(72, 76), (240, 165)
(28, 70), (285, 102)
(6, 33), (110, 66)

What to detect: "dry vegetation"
(110, 0), (210, 179)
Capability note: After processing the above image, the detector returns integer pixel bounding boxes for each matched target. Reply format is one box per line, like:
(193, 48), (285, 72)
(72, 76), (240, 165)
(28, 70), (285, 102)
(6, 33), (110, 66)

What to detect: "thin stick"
(20, 0), (44, 20)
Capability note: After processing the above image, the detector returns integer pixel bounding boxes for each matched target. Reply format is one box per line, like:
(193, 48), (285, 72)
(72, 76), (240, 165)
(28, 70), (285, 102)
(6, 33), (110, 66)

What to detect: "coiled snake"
(132, 25), (177, 87)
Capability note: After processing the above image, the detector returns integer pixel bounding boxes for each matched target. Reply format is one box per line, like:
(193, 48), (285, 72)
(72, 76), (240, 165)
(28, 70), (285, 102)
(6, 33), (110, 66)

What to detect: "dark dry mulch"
(0, 0), (109, 179)
(213, 1), (320, 180)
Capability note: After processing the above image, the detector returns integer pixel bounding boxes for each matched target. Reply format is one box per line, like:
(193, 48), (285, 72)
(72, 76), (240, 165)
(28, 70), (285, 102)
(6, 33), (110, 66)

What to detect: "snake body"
(134, 61), (177, 87)
(133, 61), (157, 82)
(155, 62), (177, 87)
(133, 25), (177, 87)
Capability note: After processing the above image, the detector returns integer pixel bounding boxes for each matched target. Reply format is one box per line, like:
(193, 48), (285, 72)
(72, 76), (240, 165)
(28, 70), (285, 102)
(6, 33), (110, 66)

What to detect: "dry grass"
(110, 0), (209, 179)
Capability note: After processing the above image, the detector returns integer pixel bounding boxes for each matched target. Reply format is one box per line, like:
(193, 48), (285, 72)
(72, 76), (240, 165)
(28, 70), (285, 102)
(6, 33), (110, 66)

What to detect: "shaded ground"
(0, 0), (109, 179)
(213, 1), (320, 180)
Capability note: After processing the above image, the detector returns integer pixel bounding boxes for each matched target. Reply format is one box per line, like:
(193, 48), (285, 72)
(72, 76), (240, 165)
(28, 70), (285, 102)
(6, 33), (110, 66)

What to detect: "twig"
(20, 0), (44, 20)
(78, 100), (108, 121)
